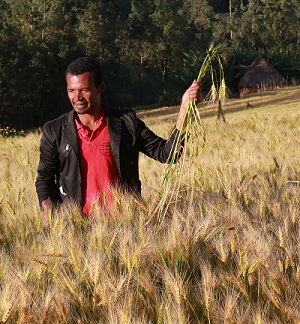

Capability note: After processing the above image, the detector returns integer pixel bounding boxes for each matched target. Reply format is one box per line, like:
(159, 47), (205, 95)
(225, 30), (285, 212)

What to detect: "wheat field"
(0, 86), (299, 323)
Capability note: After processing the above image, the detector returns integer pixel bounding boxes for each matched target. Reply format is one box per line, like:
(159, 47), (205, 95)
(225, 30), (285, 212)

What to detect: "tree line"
(0, 0), (299, 129)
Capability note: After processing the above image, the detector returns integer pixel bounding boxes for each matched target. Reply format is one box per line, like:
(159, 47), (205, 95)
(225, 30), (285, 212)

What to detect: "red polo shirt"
(75, 111), (120, 215)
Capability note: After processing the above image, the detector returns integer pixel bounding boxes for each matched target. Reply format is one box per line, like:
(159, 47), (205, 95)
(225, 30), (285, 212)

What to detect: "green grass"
(0, 86), (299, 323)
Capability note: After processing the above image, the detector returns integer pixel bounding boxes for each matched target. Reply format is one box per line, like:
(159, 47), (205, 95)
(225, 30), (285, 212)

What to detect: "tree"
(151, 0), (190, 100)
(231, 0), (265, 50)
(232, 0), (299, 52)
(182, 0), (216, 47)
(0, 0), (79, 127)
(260, 0), (299, 51)
(76, 0), (120, 62)
(116, 0), (156, 104)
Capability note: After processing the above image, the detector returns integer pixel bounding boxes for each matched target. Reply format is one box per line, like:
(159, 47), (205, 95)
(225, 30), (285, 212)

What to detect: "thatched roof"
(238, 57), (286, 89)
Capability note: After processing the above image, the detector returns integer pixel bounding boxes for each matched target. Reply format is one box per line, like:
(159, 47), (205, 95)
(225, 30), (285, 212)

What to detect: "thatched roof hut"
(238, 57), (286, 97)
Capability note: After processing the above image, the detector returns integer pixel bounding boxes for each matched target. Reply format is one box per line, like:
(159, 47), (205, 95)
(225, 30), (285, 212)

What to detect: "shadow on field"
(137, 87), (300, 123)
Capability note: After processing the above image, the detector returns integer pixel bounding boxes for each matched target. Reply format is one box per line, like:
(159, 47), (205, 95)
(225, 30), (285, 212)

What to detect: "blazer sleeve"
(140, 123), (184, 163)
(35, 123), (61, 206)
(124, 109), (184, 163)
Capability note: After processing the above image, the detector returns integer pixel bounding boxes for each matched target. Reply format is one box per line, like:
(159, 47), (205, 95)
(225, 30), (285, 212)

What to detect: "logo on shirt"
(99, 142), (113, 156)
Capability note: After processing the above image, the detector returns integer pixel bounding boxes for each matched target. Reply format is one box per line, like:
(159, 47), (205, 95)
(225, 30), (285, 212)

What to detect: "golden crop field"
(0, 86), (299, 323)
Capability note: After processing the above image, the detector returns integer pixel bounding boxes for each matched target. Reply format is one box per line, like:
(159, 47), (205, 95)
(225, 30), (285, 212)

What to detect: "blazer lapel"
(62, 111), (80, 160)
(107, 114), (122, 176)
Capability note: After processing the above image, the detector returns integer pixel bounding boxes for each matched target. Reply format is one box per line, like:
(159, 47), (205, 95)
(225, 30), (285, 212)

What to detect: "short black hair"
(65, 57), (103, 85)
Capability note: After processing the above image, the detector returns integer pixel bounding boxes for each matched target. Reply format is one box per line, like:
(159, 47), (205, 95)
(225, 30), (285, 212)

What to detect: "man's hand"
(41, 199), (54, 229)
(176, 80), (201, 131)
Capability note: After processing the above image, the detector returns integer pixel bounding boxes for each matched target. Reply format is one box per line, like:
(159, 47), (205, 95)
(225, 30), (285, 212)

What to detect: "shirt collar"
(74, 109), (106, 131)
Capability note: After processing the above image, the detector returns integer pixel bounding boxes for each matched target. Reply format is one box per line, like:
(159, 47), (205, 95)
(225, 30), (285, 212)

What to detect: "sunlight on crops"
(0, 87), (299, 323)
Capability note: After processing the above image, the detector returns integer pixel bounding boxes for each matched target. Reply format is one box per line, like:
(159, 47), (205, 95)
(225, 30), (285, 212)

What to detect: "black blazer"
(35, 106), (182, 207)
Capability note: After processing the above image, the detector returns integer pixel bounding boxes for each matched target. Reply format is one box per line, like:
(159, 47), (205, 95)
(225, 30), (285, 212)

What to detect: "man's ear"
(98, 82), (105, 94)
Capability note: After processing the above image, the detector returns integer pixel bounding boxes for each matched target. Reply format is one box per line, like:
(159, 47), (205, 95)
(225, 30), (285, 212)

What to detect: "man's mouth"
(74, 101), (87, 108)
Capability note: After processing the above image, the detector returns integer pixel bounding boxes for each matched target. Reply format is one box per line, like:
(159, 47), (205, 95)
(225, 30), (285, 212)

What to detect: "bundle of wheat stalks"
(156, 42), (229, 219)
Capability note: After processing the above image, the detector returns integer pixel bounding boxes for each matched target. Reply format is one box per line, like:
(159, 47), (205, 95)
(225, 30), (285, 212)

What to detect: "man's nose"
(74, 90), (83, 100)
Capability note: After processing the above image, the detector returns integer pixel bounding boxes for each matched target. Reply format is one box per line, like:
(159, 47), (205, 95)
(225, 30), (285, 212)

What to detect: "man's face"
(66, 72), (104, 115)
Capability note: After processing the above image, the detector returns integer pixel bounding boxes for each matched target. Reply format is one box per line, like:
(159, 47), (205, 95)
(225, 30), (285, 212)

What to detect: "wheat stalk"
(154, 41), (229, 220)
(1, 301), (13, 323)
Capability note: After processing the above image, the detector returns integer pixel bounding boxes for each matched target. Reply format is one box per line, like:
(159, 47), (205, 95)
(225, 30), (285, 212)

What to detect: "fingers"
(189, 80), (201, 102)
(41, 198), (53, 230)
(42, 213), (50, 229)
(176, 81), (202, 131)
(180, 80), (202, 109)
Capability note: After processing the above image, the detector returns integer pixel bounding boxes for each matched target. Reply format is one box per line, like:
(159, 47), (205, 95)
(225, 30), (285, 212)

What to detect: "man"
(35, 57), (201, 228)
